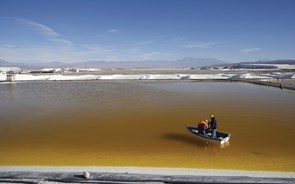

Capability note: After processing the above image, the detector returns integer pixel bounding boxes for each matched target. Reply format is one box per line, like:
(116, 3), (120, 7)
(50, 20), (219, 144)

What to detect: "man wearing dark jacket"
(209, 115), (217, 138)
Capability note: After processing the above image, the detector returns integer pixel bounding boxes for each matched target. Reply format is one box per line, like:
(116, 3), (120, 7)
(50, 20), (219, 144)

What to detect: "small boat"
(186, 125), (231, 144)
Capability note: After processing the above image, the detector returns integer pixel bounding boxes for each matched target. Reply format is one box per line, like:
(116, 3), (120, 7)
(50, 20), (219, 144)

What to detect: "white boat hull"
(186, 125), (231, 145)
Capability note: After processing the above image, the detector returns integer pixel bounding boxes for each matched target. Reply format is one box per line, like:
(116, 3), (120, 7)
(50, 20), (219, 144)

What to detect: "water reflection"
(162, 133), (207, 147)
(163, 132), (231, 149)
(2, 82), (16, 101)
(220, 141), (230, 149)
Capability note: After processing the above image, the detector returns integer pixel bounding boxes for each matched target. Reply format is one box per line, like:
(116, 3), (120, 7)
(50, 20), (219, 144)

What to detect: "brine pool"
(0, 81), (294, 171)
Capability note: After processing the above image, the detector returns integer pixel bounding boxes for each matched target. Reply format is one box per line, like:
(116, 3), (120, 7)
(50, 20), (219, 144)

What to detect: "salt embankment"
(1, 73), (237, 81)
(0, 72), (293, 81)
(0, 74), (6, 81)
(238, 72), (295, 80)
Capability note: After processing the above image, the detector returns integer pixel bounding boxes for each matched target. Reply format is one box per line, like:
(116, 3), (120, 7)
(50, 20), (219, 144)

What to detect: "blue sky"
(0, 0), (294, 63)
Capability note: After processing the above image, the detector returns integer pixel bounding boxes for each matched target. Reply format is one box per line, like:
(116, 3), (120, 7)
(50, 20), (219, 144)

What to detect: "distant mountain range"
(242, 60), (295, 65)
(0, 57), (227, 70)
(0, 58), (294, 70)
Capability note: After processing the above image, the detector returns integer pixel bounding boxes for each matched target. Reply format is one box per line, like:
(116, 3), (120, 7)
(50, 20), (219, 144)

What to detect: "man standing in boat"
(209, 115), (217, 138)
(197, 119), (208, 135)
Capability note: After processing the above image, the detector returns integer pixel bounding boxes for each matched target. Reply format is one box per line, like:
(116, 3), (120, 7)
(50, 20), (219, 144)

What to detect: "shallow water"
(0, 81), (294, 171)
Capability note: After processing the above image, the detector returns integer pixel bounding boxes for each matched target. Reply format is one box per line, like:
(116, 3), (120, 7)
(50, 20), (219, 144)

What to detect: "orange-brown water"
(0, 81), (295, 171)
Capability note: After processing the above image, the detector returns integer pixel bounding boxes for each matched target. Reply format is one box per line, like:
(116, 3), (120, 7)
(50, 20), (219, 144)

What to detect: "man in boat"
(208, 115), (217, 138)
(197, 119), (208, 135)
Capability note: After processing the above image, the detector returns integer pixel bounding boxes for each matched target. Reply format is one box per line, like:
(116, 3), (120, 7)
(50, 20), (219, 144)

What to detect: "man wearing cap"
(197, 119), (208, 135)
(209, 115), (218, 138)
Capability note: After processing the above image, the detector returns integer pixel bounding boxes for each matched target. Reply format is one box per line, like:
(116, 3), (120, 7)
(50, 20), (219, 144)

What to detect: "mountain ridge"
(1, 58), (295, 70)
(0, 58), (227, 70)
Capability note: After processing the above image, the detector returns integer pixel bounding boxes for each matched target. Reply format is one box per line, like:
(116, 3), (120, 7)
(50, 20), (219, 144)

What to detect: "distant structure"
(6, 73), (16, 82)
(0, 67), (22, 74)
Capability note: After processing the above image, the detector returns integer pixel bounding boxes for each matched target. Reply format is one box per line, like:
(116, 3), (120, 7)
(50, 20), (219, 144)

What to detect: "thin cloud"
(0, 44), (112, 63)
(16, 18), (59, 37)
(138, 40), (154, 46)
(0, 44), (14, 48)
(0, 45), (65, 63)
(51, 38), (73, 46)
(15, 18), (72, 46)
(241, 48), (261, 54)
(108, 28), (120, 33)
(182, 41), (222, 49)
(128, 51), (162, 60)
(80, 44), (113, 53)
(171, 37), (187, 42)
(142, 51), (161, 58)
